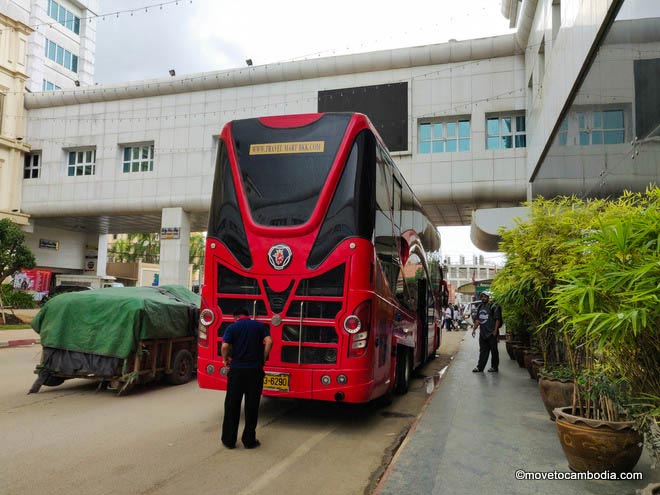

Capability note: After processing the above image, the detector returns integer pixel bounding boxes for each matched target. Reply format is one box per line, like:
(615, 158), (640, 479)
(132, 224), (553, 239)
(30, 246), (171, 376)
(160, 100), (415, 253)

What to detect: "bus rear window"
(231, 114), (351, 227)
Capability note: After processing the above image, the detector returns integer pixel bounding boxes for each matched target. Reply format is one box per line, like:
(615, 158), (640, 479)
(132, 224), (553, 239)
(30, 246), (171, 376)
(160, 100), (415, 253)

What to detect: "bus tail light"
(198, 307), (215, 348)
(348, 300), (371, 358)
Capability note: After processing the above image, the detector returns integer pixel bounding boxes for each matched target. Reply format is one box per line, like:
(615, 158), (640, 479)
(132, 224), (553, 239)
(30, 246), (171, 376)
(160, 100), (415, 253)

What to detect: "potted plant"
(538, 365), (575, 421)
(548, 188), (660, 472)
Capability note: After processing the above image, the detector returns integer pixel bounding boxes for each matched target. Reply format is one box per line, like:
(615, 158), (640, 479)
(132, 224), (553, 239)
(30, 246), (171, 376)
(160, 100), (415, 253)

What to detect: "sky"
(94, 0), (513, 263)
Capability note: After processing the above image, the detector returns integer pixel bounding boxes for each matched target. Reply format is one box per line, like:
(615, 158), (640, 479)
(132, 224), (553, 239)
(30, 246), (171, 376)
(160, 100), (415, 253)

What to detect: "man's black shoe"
(472, 367), (483, 372)
(243, 440), (261, 449)
(222, 441), (236, 449)
(487, 368), (498, 373)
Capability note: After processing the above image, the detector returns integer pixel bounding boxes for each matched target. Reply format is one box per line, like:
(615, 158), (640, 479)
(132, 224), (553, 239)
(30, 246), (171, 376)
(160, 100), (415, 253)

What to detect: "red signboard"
(14, 270), (52, 300)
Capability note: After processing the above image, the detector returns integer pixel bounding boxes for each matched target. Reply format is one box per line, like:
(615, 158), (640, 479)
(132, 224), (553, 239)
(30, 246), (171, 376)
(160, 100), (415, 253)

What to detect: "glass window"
(71, 55), (78, 73)
(24, 153), (40, 179)
(577, 109), (625, 145)
(64, 51), (71, 69)
(65, 11), (73, 30)
(58, 5), (66, 24)
(122, 144), (155, 173)
(67, 149), (96, 176)
(56, 45), (64, 65)
(486, 114), (526, 150)
(418, 119), (470, 154)
(74, 17), (80, 35)
(49, 0), (58, 19)
(48, 41), (56, 60)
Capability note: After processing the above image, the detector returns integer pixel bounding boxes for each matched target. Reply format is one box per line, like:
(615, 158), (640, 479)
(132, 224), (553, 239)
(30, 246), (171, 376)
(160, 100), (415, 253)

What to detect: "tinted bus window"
(231, 114), (351, 227)
(208, 142), (253, 268)
(308, 130), (376, 268)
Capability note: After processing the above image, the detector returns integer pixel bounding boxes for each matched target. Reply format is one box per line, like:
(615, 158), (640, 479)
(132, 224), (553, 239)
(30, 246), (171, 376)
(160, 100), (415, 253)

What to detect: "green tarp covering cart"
(29, 285), (200, 395)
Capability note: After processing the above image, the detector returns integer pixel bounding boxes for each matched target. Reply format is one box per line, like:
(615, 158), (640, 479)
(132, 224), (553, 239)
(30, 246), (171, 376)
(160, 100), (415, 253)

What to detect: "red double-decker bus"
(198, 113), (444, 403)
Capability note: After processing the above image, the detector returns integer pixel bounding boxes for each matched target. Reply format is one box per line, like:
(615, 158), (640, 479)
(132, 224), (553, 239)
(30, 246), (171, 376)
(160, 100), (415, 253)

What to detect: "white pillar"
(96, 234), (110, 277)
(160, 207), (190, 287)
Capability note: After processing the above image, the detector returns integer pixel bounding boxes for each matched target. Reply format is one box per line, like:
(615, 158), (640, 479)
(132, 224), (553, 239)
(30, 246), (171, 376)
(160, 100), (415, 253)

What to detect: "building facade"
(0, 6), (31, 225)
(8, 0), (660, 286)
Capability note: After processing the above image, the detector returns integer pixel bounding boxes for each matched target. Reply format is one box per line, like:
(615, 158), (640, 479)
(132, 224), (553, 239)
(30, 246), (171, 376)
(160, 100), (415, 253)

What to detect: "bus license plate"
(263, 372), (289, 392)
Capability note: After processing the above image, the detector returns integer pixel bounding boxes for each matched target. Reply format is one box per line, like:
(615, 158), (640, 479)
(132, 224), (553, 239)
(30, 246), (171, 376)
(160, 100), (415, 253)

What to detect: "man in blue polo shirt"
(221, 308), (273, 449)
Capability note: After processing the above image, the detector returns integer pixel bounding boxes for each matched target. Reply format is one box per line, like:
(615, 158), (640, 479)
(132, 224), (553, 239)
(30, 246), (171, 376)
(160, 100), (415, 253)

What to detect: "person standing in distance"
(221, 308), (273, 449)
(471, 292), (501, 373)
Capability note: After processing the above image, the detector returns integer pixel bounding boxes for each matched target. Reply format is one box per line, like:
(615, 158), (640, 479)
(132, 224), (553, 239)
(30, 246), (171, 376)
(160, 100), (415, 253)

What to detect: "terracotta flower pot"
(538, 376), (574, 421)
(524, 351), (543, 379)
(530, 359), (544, 380)
(514, 345), (529, 368)
(505, 340), (521, 360)
(554, 407), (643, 473)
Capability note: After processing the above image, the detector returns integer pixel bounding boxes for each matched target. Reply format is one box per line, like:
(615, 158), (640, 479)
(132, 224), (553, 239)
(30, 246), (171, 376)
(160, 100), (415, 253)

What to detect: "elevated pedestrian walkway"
(376, 332), (659, 495)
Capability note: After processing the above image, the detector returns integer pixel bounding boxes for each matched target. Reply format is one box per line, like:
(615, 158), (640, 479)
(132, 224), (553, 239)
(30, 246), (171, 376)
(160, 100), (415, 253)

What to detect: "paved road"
(0, 332), (464, 495)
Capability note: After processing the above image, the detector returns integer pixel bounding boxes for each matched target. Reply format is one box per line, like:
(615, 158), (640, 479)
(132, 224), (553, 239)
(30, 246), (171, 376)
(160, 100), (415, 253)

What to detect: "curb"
(1, 338), (40, 348)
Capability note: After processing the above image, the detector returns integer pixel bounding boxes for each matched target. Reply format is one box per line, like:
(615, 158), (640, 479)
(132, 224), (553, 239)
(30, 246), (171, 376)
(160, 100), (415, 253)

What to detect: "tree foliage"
(0, 218), (36, 282)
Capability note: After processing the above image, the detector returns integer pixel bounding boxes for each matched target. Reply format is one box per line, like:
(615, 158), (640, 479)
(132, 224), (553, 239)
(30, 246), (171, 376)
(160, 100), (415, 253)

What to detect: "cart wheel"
(167, 349), (194, 385)
(43, 376), (65, 387)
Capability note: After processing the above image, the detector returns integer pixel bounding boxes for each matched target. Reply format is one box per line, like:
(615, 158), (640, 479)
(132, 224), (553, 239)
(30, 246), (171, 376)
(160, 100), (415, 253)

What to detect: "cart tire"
(43, 376), (65, 387)
(167, 349), (194, 385)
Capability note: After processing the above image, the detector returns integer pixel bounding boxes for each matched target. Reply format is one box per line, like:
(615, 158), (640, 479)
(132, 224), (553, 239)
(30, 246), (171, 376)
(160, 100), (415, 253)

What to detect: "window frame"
(67, 148), (97, 177)
(24, 152), (41, 179)
(418, 117), (471, 154)
(486, 112), (527, 150)
(122, 144), (155, 173)
(47, 0), (81, 36)
(556, 106), (629, 146)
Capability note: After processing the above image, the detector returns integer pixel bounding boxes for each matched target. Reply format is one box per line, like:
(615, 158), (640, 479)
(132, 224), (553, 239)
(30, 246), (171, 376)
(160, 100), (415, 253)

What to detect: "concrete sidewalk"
(0, 328), (40, 348)
(375, 333), (659, 495)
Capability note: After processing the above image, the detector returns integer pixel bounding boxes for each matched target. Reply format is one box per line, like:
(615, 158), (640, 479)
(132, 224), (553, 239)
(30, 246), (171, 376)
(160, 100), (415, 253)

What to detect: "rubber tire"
(394, 347), (411, 395)
(166, 349), (194, 385)
(43, 376), (65, 387)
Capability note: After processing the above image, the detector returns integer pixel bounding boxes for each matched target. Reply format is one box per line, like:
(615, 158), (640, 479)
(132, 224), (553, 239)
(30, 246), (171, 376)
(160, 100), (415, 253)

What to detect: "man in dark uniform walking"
(471, 292), (502, 373)
(221, 308), (273, 449)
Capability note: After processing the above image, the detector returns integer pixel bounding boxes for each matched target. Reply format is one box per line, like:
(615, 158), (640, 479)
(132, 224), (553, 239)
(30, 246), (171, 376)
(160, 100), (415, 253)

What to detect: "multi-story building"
(0, 3), (31, 225)
(443, 255), (499, 304)
(3, 0), (98, 93)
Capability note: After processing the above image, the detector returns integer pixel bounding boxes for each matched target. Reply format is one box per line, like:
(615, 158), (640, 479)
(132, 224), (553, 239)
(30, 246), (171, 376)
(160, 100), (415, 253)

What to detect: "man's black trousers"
(477, 334), (499, 371)
(221, 367), (264, 447)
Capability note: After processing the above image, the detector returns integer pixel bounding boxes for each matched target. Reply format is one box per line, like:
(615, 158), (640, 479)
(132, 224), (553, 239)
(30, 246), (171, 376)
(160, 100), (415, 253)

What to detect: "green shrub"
(0, 284), (38, 309)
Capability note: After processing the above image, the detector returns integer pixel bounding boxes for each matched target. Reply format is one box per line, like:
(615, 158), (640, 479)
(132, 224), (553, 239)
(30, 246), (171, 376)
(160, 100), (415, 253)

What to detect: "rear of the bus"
(198, 113), (384, 403)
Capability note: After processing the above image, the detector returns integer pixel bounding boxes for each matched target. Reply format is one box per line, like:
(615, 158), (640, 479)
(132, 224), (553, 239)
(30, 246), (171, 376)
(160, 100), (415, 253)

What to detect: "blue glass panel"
(458, 139), (470, 152)
(432, 141), (444, 153)
(58, 5), (66, 24)
(71, 55), (78, 73)
(502, 136), (513, 149)
(516, 116), (526, 132)
(487, 137), (500, 149)
(65, 11), (73, 30)
(458, 120), (470, 138)
(56, 45), (64, 64)
(123, 148), (131, 161)
(446, 122), (456, 137)
(419, 142), (431, 154)
(74, 17), (80, 35)
(515, 135), (527, 148)
(593, 112), (602, 129)
(419, 123), (431, 140)
(432, 123), (443, 138)
(592, 131), (603, 145)
(558, 133), (567, 146)
(67, 166), (74, 177)
(502, 117), (512, 134)
(579, 132), (589, 145)
(64, 51), (71, 68)
(446, 139), (457, 152)
(604, 130), (625, 144)
(68, 152), (75, 165)
(49, 1), (58, 19)
(578, 113), (585, 129)
(559, 118), (568, 131)
(123, 162), (130, 173)
(42, 79), (46, 91)
(603, 110), (623, 129)
(487, 118), (499, 136)
(48, 41), (56, 60)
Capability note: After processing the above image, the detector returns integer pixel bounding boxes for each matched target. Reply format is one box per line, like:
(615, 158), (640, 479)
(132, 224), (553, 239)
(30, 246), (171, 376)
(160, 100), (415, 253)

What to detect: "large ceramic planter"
(514, 345), (529, 368)
(538, 376), (574, 421)
(531, 359), (544, 381)
(637, 483), (660, 495)
(505, 340), (521, 360)
(524, 351), (543, 379)
(554, 407), (643, 473)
